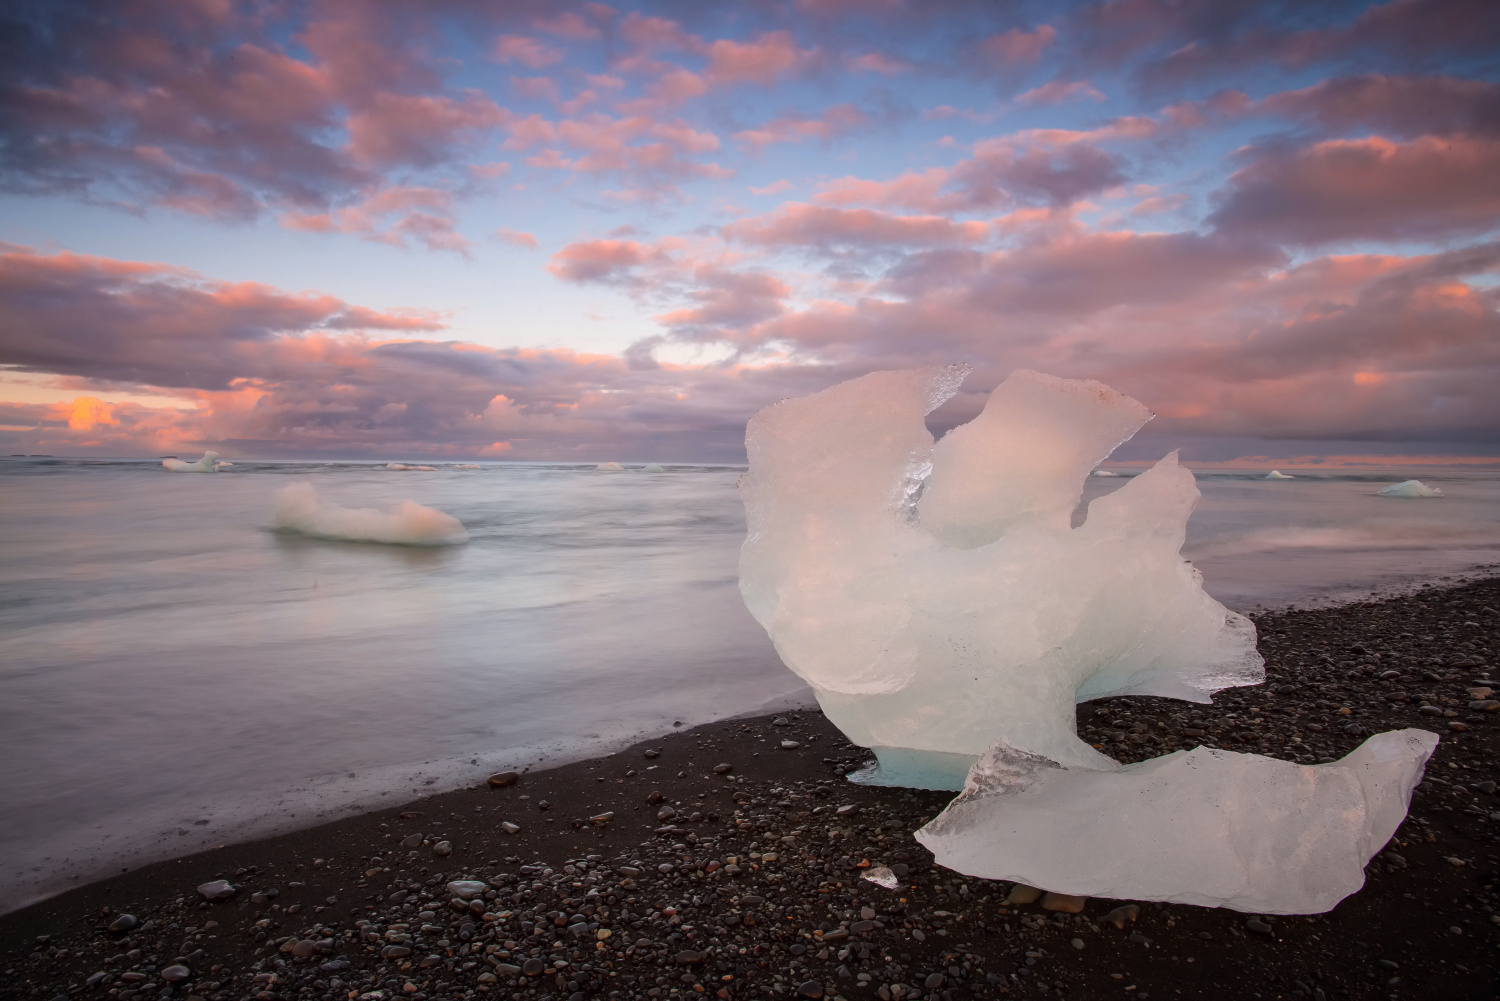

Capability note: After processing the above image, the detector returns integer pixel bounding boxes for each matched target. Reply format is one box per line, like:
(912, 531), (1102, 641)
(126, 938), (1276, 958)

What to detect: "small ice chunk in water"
(451, 463), (482, 470)
(1377, 479), (1443, 498)
(271, 482), (468, 545)
(916, 729), (1437, 914)
(386, 462), (437, 471)
(1092, 469), (1119, 476)
(596, 461), (624, 472)
(1264, 469), (1295, 479)
(643, 463), (666, 473)
(738, 367), (1262, 788)
(162, 450), (219, 473)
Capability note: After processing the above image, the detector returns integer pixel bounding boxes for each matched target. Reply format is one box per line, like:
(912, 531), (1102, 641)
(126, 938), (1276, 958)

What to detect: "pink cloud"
(749, 180), (795, 196)
(494, 228), (540, 249)
(343, 91), (507, 168)
(493, 35), (563, 68)
(848, 52), (911, 75)
(618, 13), (701, 53)
(279, 185), (472, 254)
(533, 11), (602, 41)
(511, 76), (562, 104)
(704, 31), (818, 86)
(1257, 74), (1500, 138)
(1209, 135), (1500, 244)
(977, 24), (1057, 64)
(1016, 80), (1106, 106)
(732, 104), (868, 151)
(547, 238), (656, 282)
(723, 204), (989, 247)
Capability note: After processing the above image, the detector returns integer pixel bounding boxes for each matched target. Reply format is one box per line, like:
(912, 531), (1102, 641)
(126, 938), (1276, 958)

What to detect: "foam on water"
(271, 482), (469, 545)
(386, 462), (437, 471)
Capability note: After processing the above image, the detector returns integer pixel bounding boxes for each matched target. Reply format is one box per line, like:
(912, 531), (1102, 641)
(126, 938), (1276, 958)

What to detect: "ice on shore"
(387, 462), (437, 471)
(1265, 469), (1295, 479)
(916, 729), (1437, 914)
(271, 482), (468, 546)
(738, 367), (1263, 788)
(1378, 479), (1443, 498)
(162, 451), (219, 473)
(596, 462), (624, 472)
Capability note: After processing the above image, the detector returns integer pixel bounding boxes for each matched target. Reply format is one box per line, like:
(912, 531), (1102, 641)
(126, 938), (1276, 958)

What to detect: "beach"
(4, 577), (1497, 1001)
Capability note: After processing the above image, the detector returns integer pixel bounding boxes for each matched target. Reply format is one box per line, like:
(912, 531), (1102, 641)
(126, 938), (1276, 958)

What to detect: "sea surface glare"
(1, 457), (1498, 913)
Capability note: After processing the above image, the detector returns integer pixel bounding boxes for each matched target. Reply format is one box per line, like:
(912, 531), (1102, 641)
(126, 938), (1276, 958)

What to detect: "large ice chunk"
(162, 450), (219, 473)
(915, 729), (1437, 914)
(271, 482), (468, 546)
(738, 367), (1263, 788)
(1377, 479), (1443, 498)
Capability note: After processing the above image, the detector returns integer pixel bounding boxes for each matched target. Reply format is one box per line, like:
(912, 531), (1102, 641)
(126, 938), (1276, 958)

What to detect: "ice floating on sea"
(644, 463), (667, 473)
(1265, 469), (1295, 479)
(916, 729), (1437, 914)
(738, 367), (1263, 789)
(162, 450), (219, 473)
(1092, 469), (1119, 477)
(596, 462), (624, 472)
(1378, 479), (1443, 498)
(386, 462), (437, 471)
(271, 482), (468, 546)
(451, 463), (483, 470)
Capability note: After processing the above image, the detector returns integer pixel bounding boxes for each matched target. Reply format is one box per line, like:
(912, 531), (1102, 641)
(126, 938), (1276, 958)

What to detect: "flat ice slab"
(916, 728), (1438, 914)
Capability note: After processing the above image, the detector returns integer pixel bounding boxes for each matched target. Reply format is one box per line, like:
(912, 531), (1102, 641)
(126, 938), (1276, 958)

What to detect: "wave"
(270, 482), (468, 546)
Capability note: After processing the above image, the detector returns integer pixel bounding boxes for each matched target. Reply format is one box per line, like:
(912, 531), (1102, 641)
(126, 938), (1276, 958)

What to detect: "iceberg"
(738, 367), (1263, 789)
(915, 729), (1437, 914)
(1092, 469), (1120, 477)
(1377, 479), (1443, 498)
(596, 462), (624, 472)
(162, 450), (219, 473)
(643, 463), (667, 473)
(1264, 469), (1295, 479)
(271, 483), (468, 546)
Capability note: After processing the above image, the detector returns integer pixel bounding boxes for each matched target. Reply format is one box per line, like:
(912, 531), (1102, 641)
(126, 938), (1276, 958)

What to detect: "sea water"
(1, 457), (1497, 912)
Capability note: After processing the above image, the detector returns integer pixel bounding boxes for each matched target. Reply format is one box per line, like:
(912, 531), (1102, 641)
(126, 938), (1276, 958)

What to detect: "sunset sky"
(2, 0), (1498, 461)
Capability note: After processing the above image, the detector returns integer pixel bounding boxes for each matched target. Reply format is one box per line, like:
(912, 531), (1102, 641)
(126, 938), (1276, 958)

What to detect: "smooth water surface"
(1, 458), (1497, 912)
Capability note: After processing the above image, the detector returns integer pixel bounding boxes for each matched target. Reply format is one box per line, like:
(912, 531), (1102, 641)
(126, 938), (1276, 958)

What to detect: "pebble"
(194, 879), (236, 902)
(446, 879), (487, 899)
(107, 914), (136, 933)
(499, 821), (520, 834)
(1040, 892), (1087, 913)
(487, 771), (518, 788)
(159, 965), (190, 981)
(1005, 884), (1044, 905)
(1101, 904), (1140, 928)
(781, 740), (802, 749)
(798, 979), (824, 998)
(432, 840), (452, 856)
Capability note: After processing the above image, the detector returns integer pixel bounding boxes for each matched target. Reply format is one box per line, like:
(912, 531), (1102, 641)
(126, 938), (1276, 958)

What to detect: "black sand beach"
(3, 578), (1498, 1001)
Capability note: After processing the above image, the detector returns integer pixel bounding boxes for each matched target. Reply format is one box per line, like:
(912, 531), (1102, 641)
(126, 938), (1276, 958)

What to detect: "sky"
(1, 0), (1498, 462)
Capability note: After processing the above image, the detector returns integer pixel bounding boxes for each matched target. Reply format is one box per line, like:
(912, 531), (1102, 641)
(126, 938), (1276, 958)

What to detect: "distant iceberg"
(387, 462), (437, 471)
(1377, 479), (1443, 498)
(643, 463), (666, 473)
(163, 451), (219, 473)
(271, 483), (468, 546)
(1092, 469), (1119, 477)
(451, 463), (483, 470)
(596, 462), (624, 472)
(1265, 469), (1295, 479)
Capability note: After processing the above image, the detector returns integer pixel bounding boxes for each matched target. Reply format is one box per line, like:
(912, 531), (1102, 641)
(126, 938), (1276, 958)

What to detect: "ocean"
(2, 457), (1498, 913)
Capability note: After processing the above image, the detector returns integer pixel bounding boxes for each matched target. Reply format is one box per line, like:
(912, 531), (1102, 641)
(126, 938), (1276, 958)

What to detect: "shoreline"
(3, 577), (1498, 1000)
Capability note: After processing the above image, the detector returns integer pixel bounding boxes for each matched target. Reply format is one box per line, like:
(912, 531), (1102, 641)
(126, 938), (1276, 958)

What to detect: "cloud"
(722, 204), (989, 248)
(1257, 74), (1500, 138)
(547, 238), (658, 282)
(1209, 135), (1500, 245)
(733, 104), (869, 151)
(977, 24), (1057, 65)
(493, 228), (540, 249)
(493, 35), (563, 68)
(1016, 80), (1106, 106)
